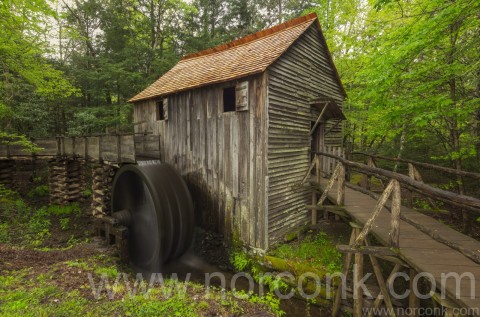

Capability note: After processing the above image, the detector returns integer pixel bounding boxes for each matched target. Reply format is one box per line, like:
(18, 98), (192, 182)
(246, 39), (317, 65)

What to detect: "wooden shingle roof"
(129, 13), (342, 102)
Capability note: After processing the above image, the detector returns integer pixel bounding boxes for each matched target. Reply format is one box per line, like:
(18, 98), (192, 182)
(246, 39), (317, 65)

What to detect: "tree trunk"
(393, 127), (406, 172)
(447, 19), (471, 233)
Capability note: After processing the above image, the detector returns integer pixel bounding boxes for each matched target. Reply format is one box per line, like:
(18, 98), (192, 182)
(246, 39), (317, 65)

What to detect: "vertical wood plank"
(353, 250), (364, 317)
(239, 110), (249, 245)
(249, 78), (257, 247)
(337, 163), (345, 206)
(409, 269), (420, 317)
(217, 88), (226, 235)
(390, 180), (401, 248)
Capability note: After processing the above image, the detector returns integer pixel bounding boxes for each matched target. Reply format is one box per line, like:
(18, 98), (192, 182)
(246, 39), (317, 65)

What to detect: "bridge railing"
(352, 152), (480, 181)
(302, 151), (480, 261)
(351, 152), (480, 199)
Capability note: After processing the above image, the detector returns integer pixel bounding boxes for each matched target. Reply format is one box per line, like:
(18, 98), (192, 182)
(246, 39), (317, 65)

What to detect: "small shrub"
(95, 266), (120, 279)
(0, 223), (9, 242)
(65, 260), (90, 270)
(67, 235), (82, 247)
(83, 188), (92, 197)
(47, 203), (81, 217)
(231, 252), (250, 271)
(60, 218), (70, 230)
(0, 185), (18, 201)
(27, 185), (49, 198)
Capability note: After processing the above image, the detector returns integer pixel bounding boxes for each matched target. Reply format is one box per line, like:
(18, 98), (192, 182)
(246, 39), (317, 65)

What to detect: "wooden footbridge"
(304, 150), (480, 316)
(0, 134), (161, 215)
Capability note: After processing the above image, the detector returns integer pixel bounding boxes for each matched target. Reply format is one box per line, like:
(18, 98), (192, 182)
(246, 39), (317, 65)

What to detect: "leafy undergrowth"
(268, 232), (343, 274)
(0, 186), (281, 316)
(0, 245), (279, 316)
(0, 186), (90, 248)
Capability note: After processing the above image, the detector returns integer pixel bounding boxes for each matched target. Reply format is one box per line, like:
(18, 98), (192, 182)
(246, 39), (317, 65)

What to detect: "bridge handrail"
(309, 151), (480, 266)
(352, 152), (480, 180)
(316, 151), (480, 212)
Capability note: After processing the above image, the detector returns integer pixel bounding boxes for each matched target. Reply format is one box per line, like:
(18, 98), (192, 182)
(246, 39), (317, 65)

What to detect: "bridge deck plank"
(319, 177), (480, 312)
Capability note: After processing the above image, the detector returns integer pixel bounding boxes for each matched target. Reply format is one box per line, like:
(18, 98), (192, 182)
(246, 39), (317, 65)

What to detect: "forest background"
(1, 0), (479, 172)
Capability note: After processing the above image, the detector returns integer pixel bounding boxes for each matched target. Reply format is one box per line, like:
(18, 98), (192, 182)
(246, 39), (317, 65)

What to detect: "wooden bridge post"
(407, 163), (415, 207)
(48, 157), (68, 205)
(91, 162), (118, 217)
(335, 162), (345, 221)
(332, 222), (359, 317)
(408, 268), (420, 317)
(353, 246), (364, 317)
(311, 190), (317, 225)
(389, 181), (401, 248)
(66, 159), (86, 203)
(311, 154), (320, 225)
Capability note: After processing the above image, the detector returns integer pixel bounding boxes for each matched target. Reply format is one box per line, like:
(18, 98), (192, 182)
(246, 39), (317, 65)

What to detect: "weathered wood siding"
(150, 73), (268, 250)
(133, 100), (164, 135)
(267, 24), (345, 244)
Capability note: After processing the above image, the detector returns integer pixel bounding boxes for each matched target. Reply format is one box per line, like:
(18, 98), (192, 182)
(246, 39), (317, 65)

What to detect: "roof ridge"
(181, 13), (318, 61)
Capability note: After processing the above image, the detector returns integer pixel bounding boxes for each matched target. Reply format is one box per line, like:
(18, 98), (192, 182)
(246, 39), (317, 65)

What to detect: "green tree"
(0, 0), (76, 144)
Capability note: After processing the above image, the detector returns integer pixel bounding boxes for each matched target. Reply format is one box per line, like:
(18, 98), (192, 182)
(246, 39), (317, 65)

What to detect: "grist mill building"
(129, 13), (346, 251)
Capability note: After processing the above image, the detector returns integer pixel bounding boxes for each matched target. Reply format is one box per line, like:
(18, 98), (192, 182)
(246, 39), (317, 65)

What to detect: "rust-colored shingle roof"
(129, 14), (319, 102)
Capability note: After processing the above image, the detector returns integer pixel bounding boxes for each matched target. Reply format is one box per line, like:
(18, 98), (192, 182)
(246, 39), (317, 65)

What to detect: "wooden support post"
(407, 163), (415, 207)
(353, 242), (364, 317)
(48, 158), (68, 205)
(337, 163), (345, 206)
(365, 238), (396, 317)
(332, 225), (357, 317)
(390, 180), (401, 248)
(371, 264), (403, 310)
(66, 159), (85, 203)
(311, 154), (320, 225)
(91, 162), (117, 217)
(311, 191), (317, 225)
(408, 269), (420, 316)
(366, 156), (374, 190)
(336, 163), (345, 221)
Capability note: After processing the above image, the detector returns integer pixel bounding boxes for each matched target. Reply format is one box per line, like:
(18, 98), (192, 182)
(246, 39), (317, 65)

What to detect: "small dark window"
(156, 99), (165, 120)
(223, 87), (236, 112)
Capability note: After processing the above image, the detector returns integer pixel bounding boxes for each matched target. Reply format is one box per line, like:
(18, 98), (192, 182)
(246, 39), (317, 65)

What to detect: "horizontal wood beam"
(337, 245), (400, 257)
(305, 205), (349, 218)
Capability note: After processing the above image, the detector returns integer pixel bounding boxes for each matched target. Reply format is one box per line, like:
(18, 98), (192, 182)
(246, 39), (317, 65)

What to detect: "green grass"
(0, 190), (83, 247)
(0, 185), (283, 316)
(0, 256), (283, 317)
(269, 232), (343, 274)
(27, 185), (49, 199)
